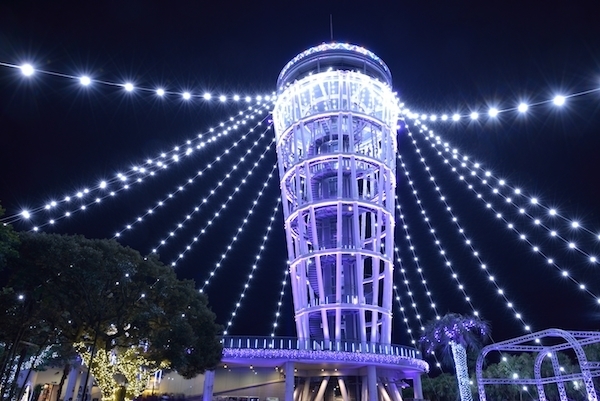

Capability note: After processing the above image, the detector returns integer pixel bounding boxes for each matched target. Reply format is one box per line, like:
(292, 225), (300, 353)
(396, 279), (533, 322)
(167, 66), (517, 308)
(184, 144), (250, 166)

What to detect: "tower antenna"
(329, 14), (334, 41)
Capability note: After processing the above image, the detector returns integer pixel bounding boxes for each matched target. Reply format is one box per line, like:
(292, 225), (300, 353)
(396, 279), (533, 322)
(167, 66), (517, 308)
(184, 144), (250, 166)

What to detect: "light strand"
(169, 147), (276, 269)
(1, 61), (276, 104)
(222, 192), (281, 336)
(400, 86), (600, 123)
(405, 129), (533, 333)
(117, 123), (271, 240)
(394, 197), (442, 323)
(269, 254), (288, 337)
(397, 139), (480, 316)
(422, 128), (600, 267)
(4, 102), (273, 228)
(414, 121), (600, 304)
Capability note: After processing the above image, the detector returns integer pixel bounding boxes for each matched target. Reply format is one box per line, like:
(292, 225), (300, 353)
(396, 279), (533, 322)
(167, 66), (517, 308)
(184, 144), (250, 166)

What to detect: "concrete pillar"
(63, 363), (80, 401)
(302, 377), (312, 401)
(360, 375), (368, 401)
(337, 377), (349, 401)
(367, 366), (378, 401)
(202, 370), (215, 401)
(314, 377), (330, 401)
(388, 383), (403, 401)
(285, 362), (295, 401)
(378, 385), (392, 401)
(412, 375), (423, 400)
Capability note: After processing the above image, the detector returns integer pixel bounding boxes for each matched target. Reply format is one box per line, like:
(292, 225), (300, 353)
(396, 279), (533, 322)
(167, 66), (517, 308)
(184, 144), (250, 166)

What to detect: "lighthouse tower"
(272, 43), (398, 346)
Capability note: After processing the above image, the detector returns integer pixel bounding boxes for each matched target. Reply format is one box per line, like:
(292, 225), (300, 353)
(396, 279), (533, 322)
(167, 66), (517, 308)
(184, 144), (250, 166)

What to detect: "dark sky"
(1, 0), (600, 353)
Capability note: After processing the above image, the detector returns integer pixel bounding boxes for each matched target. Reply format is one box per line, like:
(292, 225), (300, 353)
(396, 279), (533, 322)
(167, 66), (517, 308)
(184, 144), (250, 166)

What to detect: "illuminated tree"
(0, 232), (222, 399)
(420, 314), (490, 401)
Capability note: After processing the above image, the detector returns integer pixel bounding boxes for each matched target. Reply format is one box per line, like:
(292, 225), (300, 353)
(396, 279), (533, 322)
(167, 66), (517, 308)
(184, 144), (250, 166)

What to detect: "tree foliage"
(0, 232), (222, 398)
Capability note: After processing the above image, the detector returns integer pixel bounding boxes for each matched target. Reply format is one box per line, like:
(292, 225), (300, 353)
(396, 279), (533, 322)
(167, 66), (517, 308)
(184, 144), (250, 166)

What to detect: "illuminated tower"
(273, 43), (399, 346)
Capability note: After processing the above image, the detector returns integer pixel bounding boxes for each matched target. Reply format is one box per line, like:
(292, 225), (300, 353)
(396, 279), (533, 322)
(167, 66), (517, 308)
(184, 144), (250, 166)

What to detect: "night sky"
(1, 0), (600, 351)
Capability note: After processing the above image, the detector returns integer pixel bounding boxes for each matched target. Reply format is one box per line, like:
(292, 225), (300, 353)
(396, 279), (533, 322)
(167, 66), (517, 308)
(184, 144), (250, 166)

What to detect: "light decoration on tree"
(402, 129), (533, 333)
(413, 121), (600, 303)
(1, 60), (275, 103)
(75, 343), (166, 401)
(170, 155), (276, 269)
(116, 124), (270, 239)
(223, 189), (281, 335)
(1, 102), (273, 229)
(420, 315), (489, 401)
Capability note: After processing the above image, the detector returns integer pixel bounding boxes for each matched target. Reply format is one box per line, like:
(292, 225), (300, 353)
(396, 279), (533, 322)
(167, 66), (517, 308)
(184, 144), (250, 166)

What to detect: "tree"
(0, 232), (222, 399)
(0, 204), (19, 273)
(420, 314), (490, 401)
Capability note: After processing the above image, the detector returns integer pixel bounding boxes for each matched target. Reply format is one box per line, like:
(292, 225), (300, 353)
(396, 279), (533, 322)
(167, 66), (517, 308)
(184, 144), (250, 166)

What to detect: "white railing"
(221, 336), (421, 359)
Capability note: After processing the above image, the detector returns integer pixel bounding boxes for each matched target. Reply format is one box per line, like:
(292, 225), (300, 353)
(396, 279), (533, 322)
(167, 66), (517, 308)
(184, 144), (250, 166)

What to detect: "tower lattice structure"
(273, 43), (399, 346)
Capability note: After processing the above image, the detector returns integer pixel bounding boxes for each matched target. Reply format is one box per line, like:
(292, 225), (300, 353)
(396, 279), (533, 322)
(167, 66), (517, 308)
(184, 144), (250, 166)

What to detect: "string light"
(418, 120), (600, 272)
(168, 153), (276, 269)
(398, 141), (479, 316)
(1, 102), (273, 228)
(405, 130), (533, 333)
(222, 192), (281, 335)
(400, 86), (600, 122)
(413, 120), (600, 304)
(116, 125), (272, 239)
(269, 274), (287, 337)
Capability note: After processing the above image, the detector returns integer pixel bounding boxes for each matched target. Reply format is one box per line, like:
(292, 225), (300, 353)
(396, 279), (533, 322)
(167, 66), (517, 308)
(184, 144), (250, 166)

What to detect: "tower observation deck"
(273, 43), (399, 345)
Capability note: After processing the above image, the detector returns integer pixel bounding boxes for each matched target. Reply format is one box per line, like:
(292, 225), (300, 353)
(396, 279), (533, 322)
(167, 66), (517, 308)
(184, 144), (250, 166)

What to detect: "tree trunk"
(450, 341), (473, 401)
(55, 363), (71, 401)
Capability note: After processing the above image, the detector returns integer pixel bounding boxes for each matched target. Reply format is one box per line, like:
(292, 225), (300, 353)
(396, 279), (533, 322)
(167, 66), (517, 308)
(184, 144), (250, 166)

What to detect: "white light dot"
(488, 108), (499, 117)
(124, 82), (134, 92)
(553, 95), (566, 106)
(571, 221), (579, 228)
(21, 210), (31, 219)
(21, 64), (35, 76)
(80, 76), (91, 86)
(156, 88), (165, 96)
(203, 92), (211, 100)
(183, 92), (191, 100)
(518, 103), (529, 113)
(452, 113), (460, 121)
(470, 112), (479, 120)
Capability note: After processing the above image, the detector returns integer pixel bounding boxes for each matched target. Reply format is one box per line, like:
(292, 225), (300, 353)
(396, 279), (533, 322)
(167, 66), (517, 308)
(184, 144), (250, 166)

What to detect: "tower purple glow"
(273, 43), (399, 345)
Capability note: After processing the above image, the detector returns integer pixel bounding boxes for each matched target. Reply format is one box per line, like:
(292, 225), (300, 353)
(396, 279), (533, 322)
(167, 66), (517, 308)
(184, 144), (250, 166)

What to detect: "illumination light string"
(2, 102), (273, 228)
(419, 127), (600, 268)
(195, 162), (276, 287)
(397, 143), (481, 317)
(169, 142), (276, 269)
(115, 122), (271, 241)
(412, 121), (600, 303)
(400, 86), (600, 123)
(220, 184), (281, 336)
(270, 248), (289, 337)
(393, 197), (442, 324)
(392, 203), (448, 369)
(402, 128), (533, 333)
(1, 61), (275, 103)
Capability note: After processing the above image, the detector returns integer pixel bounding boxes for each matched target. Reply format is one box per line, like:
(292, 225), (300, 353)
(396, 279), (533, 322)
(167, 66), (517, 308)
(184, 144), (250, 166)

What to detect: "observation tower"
(199, 43), (426, 401)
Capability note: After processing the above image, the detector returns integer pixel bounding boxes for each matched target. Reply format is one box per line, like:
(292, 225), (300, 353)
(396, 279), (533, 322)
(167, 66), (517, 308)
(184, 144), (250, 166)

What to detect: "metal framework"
(476, 328), (600, 401)
(272, 43), (399, 346)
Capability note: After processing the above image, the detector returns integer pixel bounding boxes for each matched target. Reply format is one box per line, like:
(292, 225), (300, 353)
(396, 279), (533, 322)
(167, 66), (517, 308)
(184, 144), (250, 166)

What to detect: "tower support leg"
(285, 362), (295, 401)
(367, 366), (378, 401)
(315, 377), (330, 401)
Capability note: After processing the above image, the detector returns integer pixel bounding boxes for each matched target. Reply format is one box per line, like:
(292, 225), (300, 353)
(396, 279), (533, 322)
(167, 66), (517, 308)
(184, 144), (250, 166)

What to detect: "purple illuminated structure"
(202, 43), (427, 401)
(273, 42), (398, 348)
